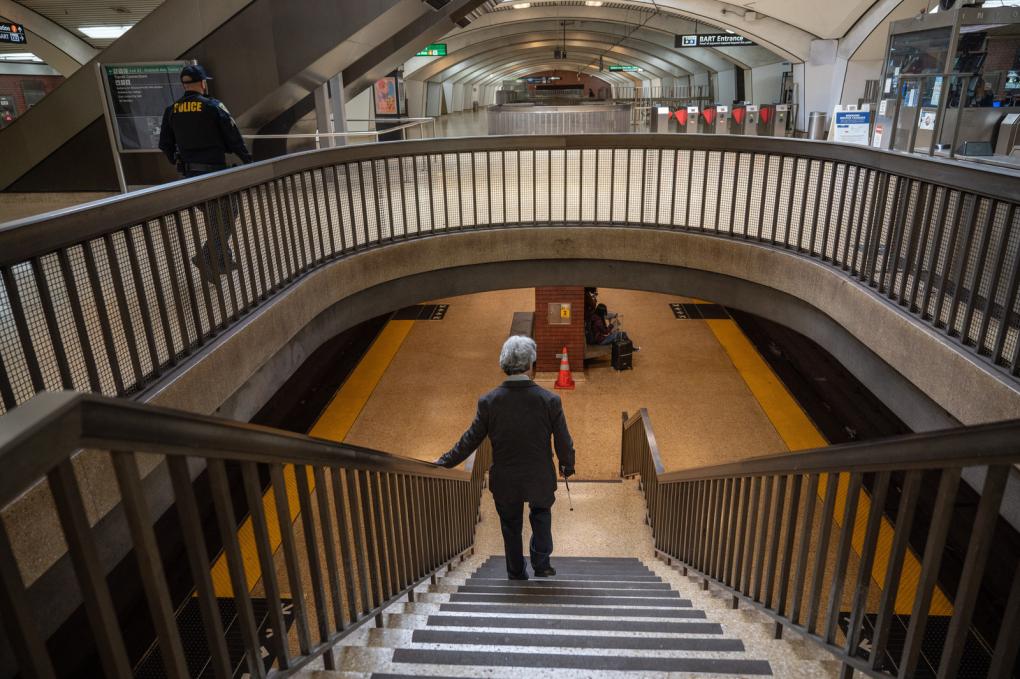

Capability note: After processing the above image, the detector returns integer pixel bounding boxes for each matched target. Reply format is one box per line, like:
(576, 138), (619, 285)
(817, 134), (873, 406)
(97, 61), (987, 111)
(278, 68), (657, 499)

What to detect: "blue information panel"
(0, 21), (27, 45)
(834, 110), (871, 145)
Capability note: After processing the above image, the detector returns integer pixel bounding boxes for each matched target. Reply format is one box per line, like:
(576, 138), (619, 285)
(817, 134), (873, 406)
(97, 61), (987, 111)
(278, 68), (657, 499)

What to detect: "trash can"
(807, 111), (828, 140)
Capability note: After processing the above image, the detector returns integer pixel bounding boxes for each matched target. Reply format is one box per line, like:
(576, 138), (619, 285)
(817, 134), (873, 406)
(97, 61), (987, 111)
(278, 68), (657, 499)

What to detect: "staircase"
(304, 554), (841, 677)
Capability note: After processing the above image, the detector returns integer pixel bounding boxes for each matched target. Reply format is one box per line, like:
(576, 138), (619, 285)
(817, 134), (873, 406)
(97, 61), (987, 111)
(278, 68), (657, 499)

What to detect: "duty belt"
(184, 162), (228, 173)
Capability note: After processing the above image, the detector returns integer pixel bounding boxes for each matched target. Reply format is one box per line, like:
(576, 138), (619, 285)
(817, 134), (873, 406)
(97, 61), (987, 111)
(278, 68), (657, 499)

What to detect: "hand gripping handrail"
(620, 407), (1020, 679)
(0, 134), (1018, 417)
(0, 391), (489, 678)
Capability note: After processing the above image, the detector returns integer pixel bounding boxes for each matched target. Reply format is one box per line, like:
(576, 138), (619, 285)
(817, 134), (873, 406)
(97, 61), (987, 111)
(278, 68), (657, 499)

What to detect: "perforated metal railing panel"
(1, 137), (1018, 414)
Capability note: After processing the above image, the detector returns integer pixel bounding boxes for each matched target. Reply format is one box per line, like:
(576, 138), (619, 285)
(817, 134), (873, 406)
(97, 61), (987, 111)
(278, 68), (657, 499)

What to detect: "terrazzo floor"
(343, 288), (788, 478)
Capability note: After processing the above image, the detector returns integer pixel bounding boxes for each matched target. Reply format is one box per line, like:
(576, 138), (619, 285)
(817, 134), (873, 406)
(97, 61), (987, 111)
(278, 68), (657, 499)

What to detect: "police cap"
(180, 64), (213, 84)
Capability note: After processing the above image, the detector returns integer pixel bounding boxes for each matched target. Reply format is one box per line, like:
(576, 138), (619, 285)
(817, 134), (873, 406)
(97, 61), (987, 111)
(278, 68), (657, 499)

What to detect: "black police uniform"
(159, 85), (252, 276)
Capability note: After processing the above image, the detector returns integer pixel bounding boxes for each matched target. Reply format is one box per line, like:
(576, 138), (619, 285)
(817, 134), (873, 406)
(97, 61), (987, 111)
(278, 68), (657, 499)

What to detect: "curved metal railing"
(0, 135), (1018, 415)
(621, 407), (1020, 679)
(0, 391), (491, 677)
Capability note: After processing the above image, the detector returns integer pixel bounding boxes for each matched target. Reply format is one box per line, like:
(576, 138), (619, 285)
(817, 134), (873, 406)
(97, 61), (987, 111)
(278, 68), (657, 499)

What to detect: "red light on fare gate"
(702, 107), (716, 125)
(674, 108), (688, 125)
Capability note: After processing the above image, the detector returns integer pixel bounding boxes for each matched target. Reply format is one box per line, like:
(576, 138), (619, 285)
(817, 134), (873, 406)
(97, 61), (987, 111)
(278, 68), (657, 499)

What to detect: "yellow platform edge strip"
(705, 319), (952, 616)
(207, 320), (415, 596)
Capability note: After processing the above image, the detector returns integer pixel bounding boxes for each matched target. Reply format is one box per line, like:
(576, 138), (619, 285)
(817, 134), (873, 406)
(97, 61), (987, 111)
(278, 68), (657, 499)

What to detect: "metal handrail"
(620, 408), (1020, 679)
(0, 391), (491, 678)
(241, 117), (436, 145)
(0, 134), (1018, 416)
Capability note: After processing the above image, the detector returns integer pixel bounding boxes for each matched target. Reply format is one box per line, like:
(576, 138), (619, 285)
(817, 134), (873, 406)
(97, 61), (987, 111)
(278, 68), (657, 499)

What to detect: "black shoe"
(508, 572), (529, 581)
(533, 566), (556, 578)
(190, 254), (215, 283)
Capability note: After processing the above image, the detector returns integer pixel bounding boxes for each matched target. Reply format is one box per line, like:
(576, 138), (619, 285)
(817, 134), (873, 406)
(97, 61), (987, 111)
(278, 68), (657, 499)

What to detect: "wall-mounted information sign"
(609, 65), (641, 72)
(833, 110), (871, 146)
(676, 34), (754, 48)
(0, 22), (27, 44)
(415, 43), (447, 56)
(102, 62), (187, 152)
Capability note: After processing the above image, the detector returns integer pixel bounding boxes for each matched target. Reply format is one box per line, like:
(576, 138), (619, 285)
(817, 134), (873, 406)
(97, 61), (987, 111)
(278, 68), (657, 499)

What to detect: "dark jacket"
(587, 314), (612, 344)
(158, 91), (252, 170)
(437, 378), (575, 507)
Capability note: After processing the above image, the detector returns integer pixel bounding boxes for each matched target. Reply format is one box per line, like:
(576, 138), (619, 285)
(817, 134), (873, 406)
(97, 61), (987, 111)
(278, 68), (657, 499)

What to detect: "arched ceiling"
(441, 19), (760, 71)
(410, 0), (924, 99)
(410, 33), (705, 85)
(459, 52), (656, 87)
(483, 0), (888, 44)
(466, 4), (802, 62)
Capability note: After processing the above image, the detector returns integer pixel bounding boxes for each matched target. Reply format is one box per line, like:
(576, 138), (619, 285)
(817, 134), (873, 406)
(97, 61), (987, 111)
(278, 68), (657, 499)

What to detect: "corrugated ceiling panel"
(14, 0), (164, 48)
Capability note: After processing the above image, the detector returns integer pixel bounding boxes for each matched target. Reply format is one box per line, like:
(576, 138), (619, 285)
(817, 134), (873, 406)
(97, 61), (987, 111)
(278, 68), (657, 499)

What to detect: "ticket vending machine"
(744, 105), (760, 136)
(685, 106), (701, 134)
(701, 105), (719, 134)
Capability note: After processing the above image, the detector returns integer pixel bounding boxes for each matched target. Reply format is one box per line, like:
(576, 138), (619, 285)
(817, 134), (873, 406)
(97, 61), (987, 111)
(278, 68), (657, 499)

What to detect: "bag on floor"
(612, 338), (633, 371)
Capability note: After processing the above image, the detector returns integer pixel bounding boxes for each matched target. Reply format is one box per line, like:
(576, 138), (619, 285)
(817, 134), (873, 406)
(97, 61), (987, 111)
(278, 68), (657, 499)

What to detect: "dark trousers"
(185, 170), (238, 272)
(495, 501), (553, 577)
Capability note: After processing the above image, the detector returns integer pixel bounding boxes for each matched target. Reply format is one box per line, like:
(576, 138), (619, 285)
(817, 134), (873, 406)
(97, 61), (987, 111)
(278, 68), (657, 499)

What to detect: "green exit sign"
(416, 43), (447, 57)
(609, 65), (641, 72)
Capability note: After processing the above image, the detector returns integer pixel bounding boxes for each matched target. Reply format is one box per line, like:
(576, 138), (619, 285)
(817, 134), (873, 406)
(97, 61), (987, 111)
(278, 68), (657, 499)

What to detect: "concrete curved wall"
(140, 226), (1020, 430)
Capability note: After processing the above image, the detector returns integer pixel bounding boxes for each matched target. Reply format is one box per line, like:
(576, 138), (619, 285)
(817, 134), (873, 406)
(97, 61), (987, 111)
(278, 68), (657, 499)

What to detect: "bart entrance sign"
(676, 34), (754, 48)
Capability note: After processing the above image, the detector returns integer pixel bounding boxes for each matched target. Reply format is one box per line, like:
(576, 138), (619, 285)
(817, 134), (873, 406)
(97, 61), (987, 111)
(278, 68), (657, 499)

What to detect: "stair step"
(390, 648), (773, 674)
(449, 593), (692, 606)
(463, 578), (670, 589)
(426, 615), (724, 634)
(481, 556), (645, 564)
(457, 585), (682, 597)
(410, 630), (745, 652)
(438, 603), (707, 619)
(465, 572), (664, 582)
(473, 564), (654, 574)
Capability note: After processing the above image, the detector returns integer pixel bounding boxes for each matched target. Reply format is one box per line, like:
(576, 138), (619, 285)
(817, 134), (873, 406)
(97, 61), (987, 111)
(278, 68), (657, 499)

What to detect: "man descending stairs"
(305, 556), (840, 677)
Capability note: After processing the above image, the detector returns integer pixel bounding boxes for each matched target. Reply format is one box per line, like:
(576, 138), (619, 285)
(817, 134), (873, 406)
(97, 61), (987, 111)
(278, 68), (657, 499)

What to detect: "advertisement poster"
(833, 110), (871, 145)
(918, 108), (937, 131)
(374, 77), (399, 115)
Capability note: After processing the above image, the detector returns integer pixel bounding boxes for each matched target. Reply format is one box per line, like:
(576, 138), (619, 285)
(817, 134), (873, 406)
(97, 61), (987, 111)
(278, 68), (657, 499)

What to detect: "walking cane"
(564, 476), (574, 511)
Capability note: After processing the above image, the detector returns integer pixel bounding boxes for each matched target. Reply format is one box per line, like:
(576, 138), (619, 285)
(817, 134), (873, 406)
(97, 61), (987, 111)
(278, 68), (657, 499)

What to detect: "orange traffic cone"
(554, 346), (575, 390)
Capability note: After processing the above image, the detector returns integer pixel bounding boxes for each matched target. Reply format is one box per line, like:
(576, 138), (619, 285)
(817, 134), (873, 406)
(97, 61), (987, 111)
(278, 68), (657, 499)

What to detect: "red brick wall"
(534, 286), (586, 373)
(0, 74), (64, 123)
(984, 38), (1018, 74)
(525, 71), (612, 97)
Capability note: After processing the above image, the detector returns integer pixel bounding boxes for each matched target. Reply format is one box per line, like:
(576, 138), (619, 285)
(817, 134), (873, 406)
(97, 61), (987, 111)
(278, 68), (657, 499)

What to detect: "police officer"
(159, 64), (252, 279)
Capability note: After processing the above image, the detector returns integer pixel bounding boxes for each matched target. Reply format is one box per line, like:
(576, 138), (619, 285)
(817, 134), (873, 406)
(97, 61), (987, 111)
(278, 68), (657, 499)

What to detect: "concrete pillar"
(534, 287), (586, 375)
(329, 73), (347, 146)
(314, 83), (332, 149)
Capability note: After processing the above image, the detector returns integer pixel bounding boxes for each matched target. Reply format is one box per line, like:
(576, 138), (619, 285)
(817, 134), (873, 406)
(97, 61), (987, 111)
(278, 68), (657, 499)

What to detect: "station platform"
(312, 288), (805, 479)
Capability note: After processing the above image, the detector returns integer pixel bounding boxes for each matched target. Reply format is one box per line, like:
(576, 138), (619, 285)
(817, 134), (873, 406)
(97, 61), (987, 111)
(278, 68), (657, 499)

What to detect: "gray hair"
(500, 336), (537, 375)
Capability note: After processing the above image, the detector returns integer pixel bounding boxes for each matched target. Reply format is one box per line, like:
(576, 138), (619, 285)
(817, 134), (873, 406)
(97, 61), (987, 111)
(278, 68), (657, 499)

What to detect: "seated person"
(586, 303), (637, 349)
(584, 287), (599, 325)
(584, 288), (619, 325)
